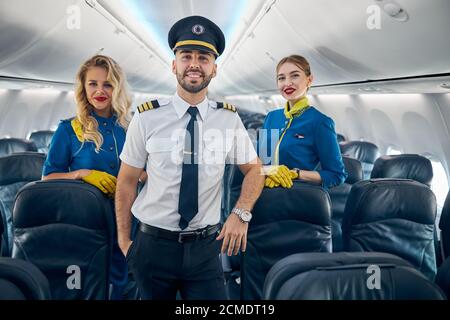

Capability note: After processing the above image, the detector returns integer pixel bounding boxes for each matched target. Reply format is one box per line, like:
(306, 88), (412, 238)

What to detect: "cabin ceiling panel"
(0, 0), (173, 93)
(0, 0), (448, 95)
(215, 0), (450, 95)
(275, 0), (450, 78)
(214, 2), (358, 95)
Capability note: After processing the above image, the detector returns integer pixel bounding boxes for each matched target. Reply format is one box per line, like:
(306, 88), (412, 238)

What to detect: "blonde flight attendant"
(42, 55), (132, 299)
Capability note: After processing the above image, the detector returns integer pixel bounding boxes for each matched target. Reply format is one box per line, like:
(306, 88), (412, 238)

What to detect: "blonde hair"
(74, 55), (131, 152)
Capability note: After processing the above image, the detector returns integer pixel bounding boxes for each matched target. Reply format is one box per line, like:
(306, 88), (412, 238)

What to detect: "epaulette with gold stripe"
(137, 100), (161, 113)
(216, 102), (237, 113)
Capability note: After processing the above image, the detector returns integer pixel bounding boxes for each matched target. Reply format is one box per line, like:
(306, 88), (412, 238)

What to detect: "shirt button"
(109, 146), (114, 151)
(106, 130), (111, 134)
(103, 122), (108, 126)
(110, 163), (116, 169)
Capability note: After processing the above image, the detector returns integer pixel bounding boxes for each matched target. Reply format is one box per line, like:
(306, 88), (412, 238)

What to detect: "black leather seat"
(28, 130), (55, 154)
(0, 257), (51, 300)
(220, 165), (245, 299)
(342, 179), (437, 280)
(439, 190), (450, 259)
(0, 209), (4, 256)
(435, 256), (450, 299)
(263, 252), (446, 300)
(339, 141), (379, 179)
(12, 180), (115, 299)
(222, 165), (245, 222)
(0, 152), (45, 256)
(328, 156), (363, 252)
(371, 154), (433, 186)
(0, 138), (37, 157)
(221, 253), (242, 300)
(370, 155), (440, 265)
(245, 120), (264, 130)
(241, 182), (332, 299)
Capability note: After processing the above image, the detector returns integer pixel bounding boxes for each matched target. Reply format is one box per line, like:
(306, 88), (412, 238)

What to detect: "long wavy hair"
(74, 55), (131, 152)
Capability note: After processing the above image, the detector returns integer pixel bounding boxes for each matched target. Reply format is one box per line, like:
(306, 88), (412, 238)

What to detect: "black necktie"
(178, 107), (199, 229)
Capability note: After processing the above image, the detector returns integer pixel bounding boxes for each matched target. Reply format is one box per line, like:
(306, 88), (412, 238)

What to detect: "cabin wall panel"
(312, 93), (450, 176)
(0, 89), (76, 138)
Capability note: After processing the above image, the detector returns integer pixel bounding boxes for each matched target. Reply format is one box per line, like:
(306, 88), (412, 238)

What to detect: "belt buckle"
(178, 231), (196, 243)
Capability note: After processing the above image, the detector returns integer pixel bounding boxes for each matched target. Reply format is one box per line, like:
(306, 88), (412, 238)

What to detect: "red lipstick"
(284, 88), (295, 95)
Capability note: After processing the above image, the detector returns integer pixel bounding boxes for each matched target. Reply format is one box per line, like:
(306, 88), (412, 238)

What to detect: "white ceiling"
(0, 0), (449, 95)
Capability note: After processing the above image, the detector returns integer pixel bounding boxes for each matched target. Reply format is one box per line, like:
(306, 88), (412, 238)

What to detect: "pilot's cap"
(168, 15), (225, 57)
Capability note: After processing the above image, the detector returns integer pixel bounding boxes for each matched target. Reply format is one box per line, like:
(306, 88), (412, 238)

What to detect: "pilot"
(42, 54), (134, 299)
(260, 55), (347, 189)
(115, 15), (265, 300)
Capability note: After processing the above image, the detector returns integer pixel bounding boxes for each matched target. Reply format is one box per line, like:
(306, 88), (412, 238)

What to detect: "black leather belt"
(139, 223), (221, 243)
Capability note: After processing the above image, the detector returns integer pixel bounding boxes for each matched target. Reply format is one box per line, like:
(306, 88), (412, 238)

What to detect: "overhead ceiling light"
(358, 86), (382, 92)
(384, 3), (402, 16)
(378, 1), (409, 22)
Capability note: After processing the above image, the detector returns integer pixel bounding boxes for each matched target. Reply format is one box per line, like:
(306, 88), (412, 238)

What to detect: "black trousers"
(127, 226), (227, 300)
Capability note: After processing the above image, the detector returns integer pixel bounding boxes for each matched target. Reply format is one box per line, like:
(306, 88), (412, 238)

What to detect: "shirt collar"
(172, 91), (208, 121)
(91, 110), (116, 123)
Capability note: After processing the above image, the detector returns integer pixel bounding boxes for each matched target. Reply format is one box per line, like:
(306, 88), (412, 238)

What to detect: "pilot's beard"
(177, 72), (213, 94)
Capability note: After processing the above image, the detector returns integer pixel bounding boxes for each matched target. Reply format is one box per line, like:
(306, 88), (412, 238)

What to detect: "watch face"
(241, 211), (252, 222)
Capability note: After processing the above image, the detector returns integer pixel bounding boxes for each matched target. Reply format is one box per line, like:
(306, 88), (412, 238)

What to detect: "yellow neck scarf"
(284, 97), (309, 119)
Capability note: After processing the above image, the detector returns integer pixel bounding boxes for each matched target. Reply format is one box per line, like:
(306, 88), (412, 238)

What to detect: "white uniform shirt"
(120, 92), (258, 231)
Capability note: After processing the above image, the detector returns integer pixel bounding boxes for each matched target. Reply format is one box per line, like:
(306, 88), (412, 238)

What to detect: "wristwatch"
(293, 168), (301, 180)
(231, 208), (253, 223)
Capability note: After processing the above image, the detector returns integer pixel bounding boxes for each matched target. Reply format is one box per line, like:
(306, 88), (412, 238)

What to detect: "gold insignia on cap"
(192, 24), (205, 35)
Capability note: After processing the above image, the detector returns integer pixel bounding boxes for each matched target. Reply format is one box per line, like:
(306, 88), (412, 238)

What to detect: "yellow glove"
(265, 176), (279, 188)
(266, 165), (295, 188)
(82, 170), (117, 196)
(265, 170), (298, 188)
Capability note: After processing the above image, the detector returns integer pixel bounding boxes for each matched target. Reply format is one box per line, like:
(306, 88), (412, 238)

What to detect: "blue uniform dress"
(259, 106), (347, 188)
(42, 112), (128, 298)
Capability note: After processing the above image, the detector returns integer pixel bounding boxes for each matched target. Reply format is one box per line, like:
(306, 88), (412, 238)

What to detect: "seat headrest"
(0, 138), (37, 157)
(370, 154), (433, 186)
(28, 131), (55, 149)
(0, 257), (51, 299)
(252, 182), (331, 226)
(342, 156), (363, 184)
(264, 252), (445, 300)
(13, 180), (113, 230)
(339, 141), (379, 164)
(0, 152), (45, 185)
(344, 179), (436, 225)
